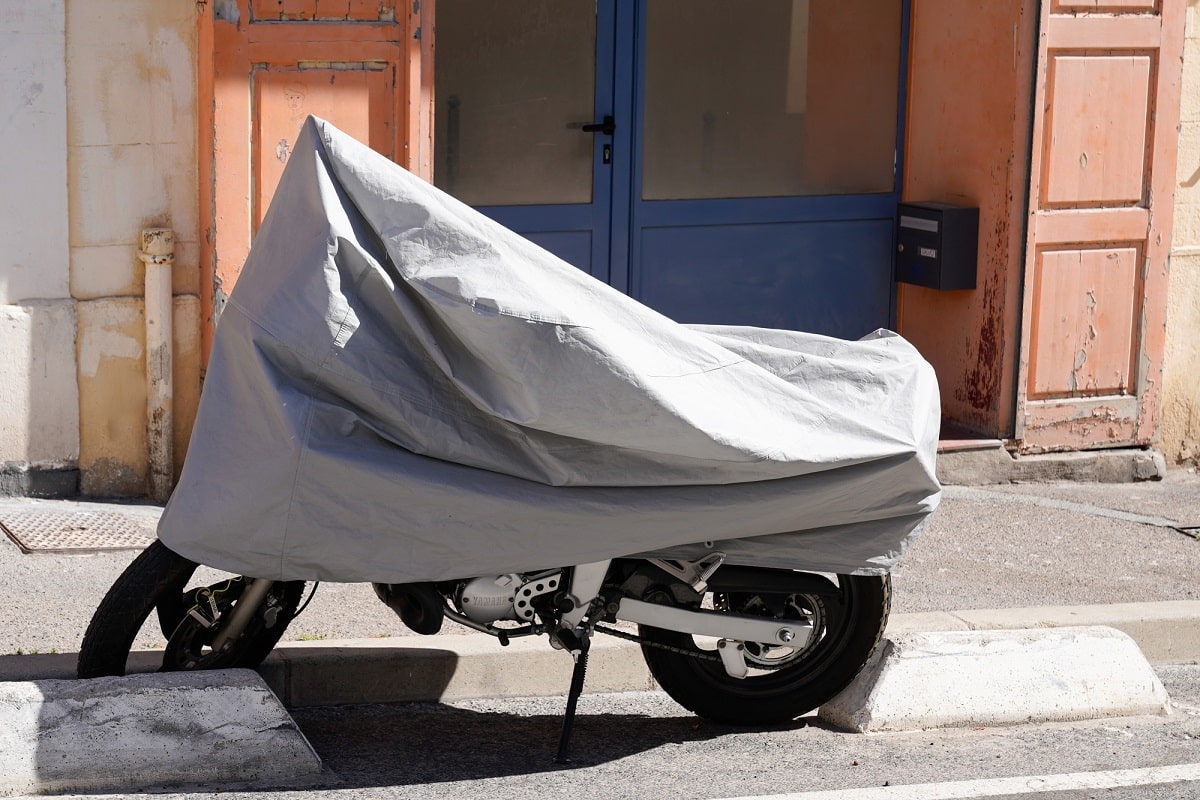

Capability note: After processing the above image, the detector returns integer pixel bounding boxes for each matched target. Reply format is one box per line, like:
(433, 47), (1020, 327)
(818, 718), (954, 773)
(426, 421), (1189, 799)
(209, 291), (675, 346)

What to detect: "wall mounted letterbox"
(895, 201), (978, 290)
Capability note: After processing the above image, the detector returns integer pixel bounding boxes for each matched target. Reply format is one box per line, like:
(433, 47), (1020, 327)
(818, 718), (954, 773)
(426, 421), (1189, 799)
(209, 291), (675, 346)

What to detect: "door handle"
(580, 115), (615, 136)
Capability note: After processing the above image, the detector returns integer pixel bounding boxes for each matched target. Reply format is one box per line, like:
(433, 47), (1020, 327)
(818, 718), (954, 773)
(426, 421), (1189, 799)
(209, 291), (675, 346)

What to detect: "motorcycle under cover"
(159, 116), (942, 584)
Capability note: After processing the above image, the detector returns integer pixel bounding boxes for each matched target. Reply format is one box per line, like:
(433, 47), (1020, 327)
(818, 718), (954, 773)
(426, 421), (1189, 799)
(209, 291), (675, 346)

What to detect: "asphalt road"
(27, 663), (1196, 799)
(280, 664), (1200, 800)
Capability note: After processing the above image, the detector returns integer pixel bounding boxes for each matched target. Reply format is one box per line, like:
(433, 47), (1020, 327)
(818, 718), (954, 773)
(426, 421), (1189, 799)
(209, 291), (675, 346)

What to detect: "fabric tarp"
(159, 116), (941, 583)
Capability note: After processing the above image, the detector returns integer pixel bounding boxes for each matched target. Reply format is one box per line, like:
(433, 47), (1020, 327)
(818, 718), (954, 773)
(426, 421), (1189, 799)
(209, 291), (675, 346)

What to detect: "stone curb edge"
(0, 670), (323, 796)
(2, 600), (1197, 707)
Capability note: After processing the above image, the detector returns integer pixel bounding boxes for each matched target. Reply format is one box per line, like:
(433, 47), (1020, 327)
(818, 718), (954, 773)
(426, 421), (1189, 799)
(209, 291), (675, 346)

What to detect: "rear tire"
(78, 540), (304, 678)
(639, 573), (889, 725)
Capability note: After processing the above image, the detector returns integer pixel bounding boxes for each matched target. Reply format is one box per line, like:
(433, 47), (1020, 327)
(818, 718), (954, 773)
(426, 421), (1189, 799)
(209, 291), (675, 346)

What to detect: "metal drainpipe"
(140, 228), (175, 503)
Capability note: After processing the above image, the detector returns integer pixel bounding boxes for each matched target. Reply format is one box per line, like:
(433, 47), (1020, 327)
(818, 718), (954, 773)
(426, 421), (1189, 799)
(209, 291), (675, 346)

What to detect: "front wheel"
(639, 573), (889, 725)
(78, 540), (305, 678)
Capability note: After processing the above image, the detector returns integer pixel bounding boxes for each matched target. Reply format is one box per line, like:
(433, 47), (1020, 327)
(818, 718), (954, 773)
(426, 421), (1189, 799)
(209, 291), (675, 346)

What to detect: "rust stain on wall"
(958, 276), (999, 412)
(956, 219), (1006, 414)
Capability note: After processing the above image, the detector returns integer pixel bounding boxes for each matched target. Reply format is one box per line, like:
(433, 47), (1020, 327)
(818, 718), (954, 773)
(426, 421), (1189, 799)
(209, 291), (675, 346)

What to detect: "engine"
(456, 571), (562, 625)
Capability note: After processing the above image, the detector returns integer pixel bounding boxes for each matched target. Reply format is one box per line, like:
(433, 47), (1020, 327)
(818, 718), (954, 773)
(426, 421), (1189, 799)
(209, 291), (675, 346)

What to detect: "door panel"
(433, 4), (596, 207)
(1042, 55), (1151, 208)
(640, 0), (901, 201)
(640, 0), (812, 201)
(631, 0), (904, 337)
(1028, 246), (1140, 398)
(253, 66), (395, 226)
(1016, 1), (1184, 450)
(516, 230), (594, 274)
(638, 218), (895, 334)
(433, 0), (613, 280)
(471, 202), (606, 279)
(249, 0), (397, 22)
(201, 0), (430, 361)
(430, 0), (905, 337)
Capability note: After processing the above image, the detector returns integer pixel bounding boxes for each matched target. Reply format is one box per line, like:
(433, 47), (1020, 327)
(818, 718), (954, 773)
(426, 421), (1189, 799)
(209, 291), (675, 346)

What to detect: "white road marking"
(714, 762), (1200, 800)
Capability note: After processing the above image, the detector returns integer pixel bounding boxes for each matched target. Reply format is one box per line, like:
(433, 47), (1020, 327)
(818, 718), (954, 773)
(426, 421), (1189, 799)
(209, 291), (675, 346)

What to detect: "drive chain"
(594, 623), (721, 662)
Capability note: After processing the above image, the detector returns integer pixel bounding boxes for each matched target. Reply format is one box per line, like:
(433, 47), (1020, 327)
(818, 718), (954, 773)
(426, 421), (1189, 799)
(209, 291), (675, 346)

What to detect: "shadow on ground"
(289, 702), (821, 788)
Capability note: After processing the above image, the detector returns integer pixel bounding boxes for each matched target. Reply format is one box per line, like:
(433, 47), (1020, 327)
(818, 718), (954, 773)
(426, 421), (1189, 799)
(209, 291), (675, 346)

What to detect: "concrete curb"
(253, 599), (1200, 708)
(0, 669), (322, 796)
(886, 600), (1200, 665)
(258, 632), (658, 707)
(936, 445), (1167, 485)
(1, 600), (1196, 708)
(818, 626), (1171, 733)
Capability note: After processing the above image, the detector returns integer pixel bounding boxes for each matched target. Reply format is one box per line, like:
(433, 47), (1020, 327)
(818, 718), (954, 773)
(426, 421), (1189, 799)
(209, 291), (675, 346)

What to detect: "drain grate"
(0, 510), (156, 554)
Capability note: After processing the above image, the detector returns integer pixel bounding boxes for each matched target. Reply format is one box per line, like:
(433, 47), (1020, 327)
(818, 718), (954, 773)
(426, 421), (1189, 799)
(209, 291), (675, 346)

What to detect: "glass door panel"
(429, 0), (906, 337)
(432, 0), (613, 278)
(631, 0), (906, 338)
(642, 0), (902, 200)
(434, 1), (597, 206)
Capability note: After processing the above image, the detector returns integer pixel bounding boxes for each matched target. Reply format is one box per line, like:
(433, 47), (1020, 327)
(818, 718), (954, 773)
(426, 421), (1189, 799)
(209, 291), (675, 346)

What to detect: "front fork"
(207, 576), (275, 653)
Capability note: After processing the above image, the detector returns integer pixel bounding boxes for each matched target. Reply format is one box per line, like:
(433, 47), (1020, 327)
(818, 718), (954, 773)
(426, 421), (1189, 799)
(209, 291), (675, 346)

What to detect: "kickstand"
(554, 635), (590, 765)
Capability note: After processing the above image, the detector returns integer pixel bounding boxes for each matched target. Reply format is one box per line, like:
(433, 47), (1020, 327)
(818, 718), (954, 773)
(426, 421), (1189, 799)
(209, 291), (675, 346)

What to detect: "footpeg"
(648, 552), (726, 593)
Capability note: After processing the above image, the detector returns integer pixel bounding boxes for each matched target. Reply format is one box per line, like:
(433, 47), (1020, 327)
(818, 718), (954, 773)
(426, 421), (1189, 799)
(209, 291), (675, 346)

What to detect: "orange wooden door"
(1016, 0), (1185, 451)
(198, 0), (432, 362)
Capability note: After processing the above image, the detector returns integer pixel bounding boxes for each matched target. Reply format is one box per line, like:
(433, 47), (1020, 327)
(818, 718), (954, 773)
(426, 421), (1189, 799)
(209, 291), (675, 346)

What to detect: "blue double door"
(434, 0), (906, 338)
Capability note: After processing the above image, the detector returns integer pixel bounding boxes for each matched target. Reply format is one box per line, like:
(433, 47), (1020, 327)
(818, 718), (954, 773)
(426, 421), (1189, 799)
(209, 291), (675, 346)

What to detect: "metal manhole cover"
(0, 510), (156, 554)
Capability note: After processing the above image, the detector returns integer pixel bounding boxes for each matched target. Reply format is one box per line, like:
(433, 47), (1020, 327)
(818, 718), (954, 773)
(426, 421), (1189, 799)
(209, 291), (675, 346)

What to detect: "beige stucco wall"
(67, 0), (202, 496)
(0, 0), (201, 496)
(1164, 2), (1200, 468)
(0, 303), (79, 470)
(0, 0), (80, 489)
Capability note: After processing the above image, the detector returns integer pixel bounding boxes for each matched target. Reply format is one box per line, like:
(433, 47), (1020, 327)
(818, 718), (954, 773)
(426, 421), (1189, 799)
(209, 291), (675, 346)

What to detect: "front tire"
(639, 573), (889, 725)
(78, 540), (304, 678)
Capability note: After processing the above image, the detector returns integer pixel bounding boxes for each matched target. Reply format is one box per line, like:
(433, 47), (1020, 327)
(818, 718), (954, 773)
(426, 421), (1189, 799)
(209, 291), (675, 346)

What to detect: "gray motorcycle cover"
(159, 116), (941, 583)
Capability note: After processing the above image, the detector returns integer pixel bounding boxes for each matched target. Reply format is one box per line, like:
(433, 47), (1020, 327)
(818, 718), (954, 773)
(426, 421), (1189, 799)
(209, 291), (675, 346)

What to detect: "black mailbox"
(895, 201), (978, 290)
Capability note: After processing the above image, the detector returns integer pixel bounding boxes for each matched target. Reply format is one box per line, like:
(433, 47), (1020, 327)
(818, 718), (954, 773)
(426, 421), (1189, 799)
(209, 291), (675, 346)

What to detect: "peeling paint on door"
(1016, 0), (1183, 451)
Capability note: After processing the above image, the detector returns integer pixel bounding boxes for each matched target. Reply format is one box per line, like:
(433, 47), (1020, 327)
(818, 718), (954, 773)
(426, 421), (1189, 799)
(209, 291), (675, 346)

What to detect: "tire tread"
(78, 540), (198, 678)
(641, 574), (890, 725)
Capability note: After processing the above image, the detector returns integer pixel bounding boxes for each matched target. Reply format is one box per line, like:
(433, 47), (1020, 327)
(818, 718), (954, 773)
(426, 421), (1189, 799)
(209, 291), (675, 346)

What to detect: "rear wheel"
(78, 540), (304, 678)
(639, 573), (889, 725)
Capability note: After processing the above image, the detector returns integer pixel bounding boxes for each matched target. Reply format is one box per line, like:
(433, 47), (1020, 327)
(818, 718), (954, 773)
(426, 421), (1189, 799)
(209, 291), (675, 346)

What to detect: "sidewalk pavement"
(1, 460), (1198, 707)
